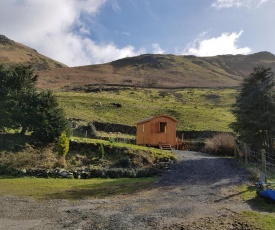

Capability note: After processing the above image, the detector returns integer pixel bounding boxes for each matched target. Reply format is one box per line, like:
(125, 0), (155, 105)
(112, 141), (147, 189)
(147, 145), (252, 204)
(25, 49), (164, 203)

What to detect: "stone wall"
(92, 121), (232, 139)
(93, 121), (136, 135)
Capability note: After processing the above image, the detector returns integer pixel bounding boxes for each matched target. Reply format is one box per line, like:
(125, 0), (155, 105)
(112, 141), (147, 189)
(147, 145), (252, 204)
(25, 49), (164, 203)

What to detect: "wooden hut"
(136, 115), (177, 149)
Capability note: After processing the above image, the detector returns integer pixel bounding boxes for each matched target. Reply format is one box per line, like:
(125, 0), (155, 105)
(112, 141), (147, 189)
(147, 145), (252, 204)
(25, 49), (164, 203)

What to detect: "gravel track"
(0, 151), (256, 230)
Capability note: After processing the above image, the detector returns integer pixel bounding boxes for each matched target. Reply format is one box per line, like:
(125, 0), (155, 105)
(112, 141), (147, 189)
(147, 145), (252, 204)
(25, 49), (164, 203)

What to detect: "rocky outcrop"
(0, 35), (14, 45)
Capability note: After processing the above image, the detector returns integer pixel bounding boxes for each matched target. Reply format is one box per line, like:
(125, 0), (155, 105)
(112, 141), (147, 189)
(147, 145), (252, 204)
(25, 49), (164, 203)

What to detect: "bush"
(87, 122), (97, 137)
(204, 133), (235, 156)
(136, 168), (159, 177)
(0, 144), (59, 169)
(57, 133), (70, 156)
(187, 141), (205, 152)
(99, 143), (105, 159)
(115, 157), (132, 168)
(106, 168), (125, 178)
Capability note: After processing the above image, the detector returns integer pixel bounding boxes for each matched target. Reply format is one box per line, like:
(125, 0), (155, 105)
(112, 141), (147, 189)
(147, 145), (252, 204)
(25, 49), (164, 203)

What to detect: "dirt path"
(0, 151), (257, 230)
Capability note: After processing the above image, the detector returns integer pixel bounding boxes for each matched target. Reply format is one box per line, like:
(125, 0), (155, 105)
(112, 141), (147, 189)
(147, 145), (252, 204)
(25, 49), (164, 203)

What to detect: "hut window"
(142, 124), (144, 133)
(159, 122), (167, 133)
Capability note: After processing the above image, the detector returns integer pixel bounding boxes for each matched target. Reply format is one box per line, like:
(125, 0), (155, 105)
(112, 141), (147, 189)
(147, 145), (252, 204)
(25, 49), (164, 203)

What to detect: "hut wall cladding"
(136, 116), (177, 147)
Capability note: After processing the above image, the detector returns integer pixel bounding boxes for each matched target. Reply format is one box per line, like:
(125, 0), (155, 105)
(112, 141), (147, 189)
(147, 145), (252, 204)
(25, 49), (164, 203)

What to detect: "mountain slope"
(39, 52), (275, 90)
(0, 35), (66, 70)
(1, 35), (275, 90)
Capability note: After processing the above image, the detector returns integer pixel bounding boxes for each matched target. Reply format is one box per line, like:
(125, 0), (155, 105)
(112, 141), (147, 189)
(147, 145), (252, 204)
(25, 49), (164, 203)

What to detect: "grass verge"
(239, 211), (275, 230)
(0, 177), (157, 200)
(238, 184), (275, 230)
(240, 184), (275, 212)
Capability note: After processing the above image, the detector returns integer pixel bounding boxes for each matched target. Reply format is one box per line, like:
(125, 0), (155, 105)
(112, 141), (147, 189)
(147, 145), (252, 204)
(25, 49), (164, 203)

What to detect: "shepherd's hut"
(136, 115), (177, 149)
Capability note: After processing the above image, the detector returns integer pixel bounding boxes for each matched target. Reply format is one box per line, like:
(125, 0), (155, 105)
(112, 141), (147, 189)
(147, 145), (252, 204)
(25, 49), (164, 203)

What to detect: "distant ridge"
(1, 35), (275, 90)
(39, 51), (275, 90)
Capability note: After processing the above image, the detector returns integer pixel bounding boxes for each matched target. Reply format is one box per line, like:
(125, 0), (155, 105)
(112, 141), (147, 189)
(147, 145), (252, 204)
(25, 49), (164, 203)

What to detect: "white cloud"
(0, 0), (144, 66)
(152, 43), (165, 54)
(212, 0), (270, 9)
(122, 31), (131, 36)
(183, 31), (251, 56)
(83, 39), (146, 64)
(111, 0), (121, 13)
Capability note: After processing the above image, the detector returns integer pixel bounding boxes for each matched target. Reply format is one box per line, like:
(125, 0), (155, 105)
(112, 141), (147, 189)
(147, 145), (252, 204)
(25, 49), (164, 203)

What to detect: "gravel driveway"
(0, 151), (256, 230)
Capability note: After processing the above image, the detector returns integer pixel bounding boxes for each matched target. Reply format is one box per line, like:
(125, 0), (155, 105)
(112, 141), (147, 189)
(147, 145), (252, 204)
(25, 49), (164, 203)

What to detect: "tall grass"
(204, 133), (235, 156)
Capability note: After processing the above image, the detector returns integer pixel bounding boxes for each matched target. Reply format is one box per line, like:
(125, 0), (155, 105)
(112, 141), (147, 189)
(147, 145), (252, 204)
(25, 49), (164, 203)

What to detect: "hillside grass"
(56, 88), (237, 131)
(0, 177), (156, 200)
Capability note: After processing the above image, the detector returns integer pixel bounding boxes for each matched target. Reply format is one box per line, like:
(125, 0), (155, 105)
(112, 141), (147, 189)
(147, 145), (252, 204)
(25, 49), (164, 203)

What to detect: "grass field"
(0, 177), (157, 200)
(56, 88), (237, 131)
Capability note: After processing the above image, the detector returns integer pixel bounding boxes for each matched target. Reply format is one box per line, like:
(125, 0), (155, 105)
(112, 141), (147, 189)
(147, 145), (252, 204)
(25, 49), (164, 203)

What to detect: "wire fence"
(265, 152), (275, 177)
(246, 148), (275, 178)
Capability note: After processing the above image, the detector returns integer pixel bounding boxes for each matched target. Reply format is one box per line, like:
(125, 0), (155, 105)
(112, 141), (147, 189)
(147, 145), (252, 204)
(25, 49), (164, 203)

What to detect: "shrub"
(99, 143), (105, 159)
(115, 157), (132, 168)
(57, 133), (70, 156)
(187, 141), (205, 152)
(204, 133), (234, 156)
(106, 168), (125, 178)
(87, 122), (97, 137)
(56, 132), (70, 167)
(0, 144), (59, 169)
(136, 168), (159, 177)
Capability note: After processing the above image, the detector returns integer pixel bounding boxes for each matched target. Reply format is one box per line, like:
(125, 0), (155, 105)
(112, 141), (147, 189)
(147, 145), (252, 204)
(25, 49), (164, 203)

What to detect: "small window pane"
(160, 122), (167, 133)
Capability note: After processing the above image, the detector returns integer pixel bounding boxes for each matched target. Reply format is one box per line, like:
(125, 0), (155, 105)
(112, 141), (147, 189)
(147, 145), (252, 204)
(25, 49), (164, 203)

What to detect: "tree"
(231, 65), (275, 153)
(0, 64), (69, 142)
(0, 65), (38, 133)
(31, 91), (70, 142)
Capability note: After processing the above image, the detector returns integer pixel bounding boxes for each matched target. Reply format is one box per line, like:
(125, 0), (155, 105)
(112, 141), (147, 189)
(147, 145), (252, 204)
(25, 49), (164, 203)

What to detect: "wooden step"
(159, 144), (173, 151)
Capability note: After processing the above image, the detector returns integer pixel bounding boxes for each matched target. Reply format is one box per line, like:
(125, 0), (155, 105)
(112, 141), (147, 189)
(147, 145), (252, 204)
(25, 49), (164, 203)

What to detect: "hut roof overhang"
(136, 115), (177, 125)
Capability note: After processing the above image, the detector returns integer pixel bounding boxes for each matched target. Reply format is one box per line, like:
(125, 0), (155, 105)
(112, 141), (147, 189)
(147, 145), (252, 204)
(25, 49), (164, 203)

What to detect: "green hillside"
(56, 88), (237, 131)
(2, 34), (274, 132)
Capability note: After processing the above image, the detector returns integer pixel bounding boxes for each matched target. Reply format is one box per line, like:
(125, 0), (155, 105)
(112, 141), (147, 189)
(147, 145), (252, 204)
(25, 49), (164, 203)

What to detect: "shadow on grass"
(242, 185), (275, 213)
(213, 189), (248, 203)
(46, 178), (157, 200)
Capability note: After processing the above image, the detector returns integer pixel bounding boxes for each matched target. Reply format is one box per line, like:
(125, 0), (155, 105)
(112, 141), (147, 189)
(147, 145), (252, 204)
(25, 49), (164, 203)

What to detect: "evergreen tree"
(31, 91), (69, 142)
(0, 65), (37, 132)
(231, 65), (275, 153)
(0, 64), (69, 142)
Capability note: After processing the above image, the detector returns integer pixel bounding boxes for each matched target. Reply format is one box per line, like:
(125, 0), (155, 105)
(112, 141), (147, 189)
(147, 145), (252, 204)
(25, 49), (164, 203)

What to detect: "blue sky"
(1, 0), (275, 66)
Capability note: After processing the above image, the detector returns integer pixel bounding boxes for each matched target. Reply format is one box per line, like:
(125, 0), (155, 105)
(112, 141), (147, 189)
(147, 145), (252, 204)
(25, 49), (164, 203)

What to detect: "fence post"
(234, 138), (238, 159)
(244, 143), (248, 165)
(261, 149), (267, 175)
